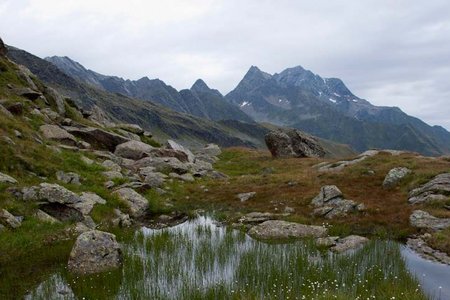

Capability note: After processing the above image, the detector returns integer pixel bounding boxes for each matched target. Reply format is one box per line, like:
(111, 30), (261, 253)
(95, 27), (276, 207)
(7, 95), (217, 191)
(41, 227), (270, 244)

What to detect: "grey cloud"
(1, 0), (449, 128)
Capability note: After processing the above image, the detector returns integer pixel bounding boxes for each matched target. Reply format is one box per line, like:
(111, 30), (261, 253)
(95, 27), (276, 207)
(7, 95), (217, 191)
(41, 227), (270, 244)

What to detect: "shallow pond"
(25, 217), (450, 299)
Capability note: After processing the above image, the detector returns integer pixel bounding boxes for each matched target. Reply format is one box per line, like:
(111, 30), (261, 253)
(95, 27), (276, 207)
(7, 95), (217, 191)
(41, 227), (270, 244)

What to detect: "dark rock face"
(265, 129), (325, 158)
(0, 38), (6, 56)
(68, 230), (122, 274)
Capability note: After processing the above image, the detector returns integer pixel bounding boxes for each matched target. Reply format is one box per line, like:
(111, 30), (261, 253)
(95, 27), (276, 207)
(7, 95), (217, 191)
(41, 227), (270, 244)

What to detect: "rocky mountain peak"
(191, 79), (210, 92)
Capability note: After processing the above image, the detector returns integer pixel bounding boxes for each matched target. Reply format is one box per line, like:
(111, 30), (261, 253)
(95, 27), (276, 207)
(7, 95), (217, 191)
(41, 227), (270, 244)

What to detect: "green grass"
(25, 217), (427, 300)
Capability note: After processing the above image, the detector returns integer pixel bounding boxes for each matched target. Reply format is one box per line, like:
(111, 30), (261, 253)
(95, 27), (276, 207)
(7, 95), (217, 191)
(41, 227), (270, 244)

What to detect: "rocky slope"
(226, 66), (450, 156)
(45, 56), (253, 122)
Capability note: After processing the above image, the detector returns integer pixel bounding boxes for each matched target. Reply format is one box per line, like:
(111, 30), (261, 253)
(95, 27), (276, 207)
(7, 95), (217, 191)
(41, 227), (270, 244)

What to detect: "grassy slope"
(161, 148), (450, 253)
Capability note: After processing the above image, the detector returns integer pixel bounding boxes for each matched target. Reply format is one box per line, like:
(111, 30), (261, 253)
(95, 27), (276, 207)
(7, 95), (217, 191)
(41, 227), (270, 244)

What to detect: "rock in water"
(265, 129), (325, 158)
(68, 230), (122, 274)
(383, 167), (411, 188)
(248, 220), (327, 240)
(331, 235), (369, 253)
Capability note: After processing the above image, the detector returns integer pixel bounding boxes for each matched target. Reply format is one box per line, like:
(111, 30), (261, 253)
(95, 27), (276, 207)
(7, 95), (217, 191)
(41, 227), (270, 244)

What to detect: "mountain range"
(9, 48), (450, 156)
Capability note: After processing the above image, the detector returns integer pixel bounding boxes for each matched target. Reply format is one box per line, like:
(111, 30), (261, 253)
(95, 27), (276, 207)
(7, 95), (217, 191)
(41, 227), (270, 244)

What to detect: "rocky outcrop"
(67, 230), (122, 274)
(0, 209), (22, 229)
(64, 126), (128, 152)
(113, 188), (148, 218)
(0, 172), (18, 184)
(0, 37), (6, 56)
(248, 220), (327, 240)
(330, 235), (369, 253)
(37, 183), (81, 205)
(383, 167), (411, 188)
(410, 210), (450, 231)
(408, 173), (450, 204)
(40, 125), (77, 146)
(407, 236), (450, 265)
(114, 140), (154, 160)
(265, 129), (325, 158)
(166, 140), (195, 163)
(72, 192), (107, 215)
(311, 185), (365, 219)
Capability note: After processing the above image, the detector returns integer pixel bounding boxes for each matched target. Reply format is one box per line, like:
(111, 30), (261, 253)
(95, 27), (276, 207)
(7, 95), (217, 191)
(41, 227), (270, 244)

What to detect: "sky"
(1, 0), (450, 129)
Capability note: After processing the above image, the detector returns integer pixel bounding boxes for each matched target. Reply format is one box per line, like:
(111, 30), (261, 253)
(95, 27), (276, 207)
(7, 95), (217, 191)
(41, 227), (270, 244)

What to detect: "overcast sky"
(1, 0), (450, 129)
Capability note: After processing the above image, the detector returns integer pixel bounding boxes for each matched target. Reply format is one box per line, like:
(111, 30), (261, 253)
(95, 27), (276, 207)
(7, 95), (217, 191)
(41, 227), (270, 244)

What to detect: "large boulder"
(37, 183), (81, 205)
(410, 210), (450, 231)
(114, 140), (154, 160)
(113, 188), (148, 218)
(248, 220), (327, 240)
(408, 173), (450, 204)
(0, 172), (18, 184)
(383, 167), (411, 188)
(166, 140), (195, 163)
(67, 230), (122, 274)
(72, 192), (107, 215)
(64, 126), (129, 152)
(198, 143), (221, 157)
(265, 129), (325, 158)
(40, 125), (77, 146)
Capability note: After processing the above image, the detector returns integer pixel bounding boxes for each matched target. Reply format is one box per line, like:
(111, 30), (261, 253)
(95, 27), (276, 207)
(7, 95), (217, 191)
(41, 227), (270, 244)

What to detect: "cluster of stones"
(311, 185), (365, 219)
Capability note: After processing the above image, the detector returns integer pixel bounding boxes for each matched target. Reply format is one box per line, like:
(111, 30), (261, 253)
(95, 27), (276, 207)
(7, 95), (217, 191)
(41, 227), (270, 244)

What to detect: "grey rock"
(56, 171), (81, 185)
(41, 108), (60, 120)
(112, 209), (132, 227)
(238, 212), (287, 224)
(407, 238), (450, 265)
(0, 172), (18, 184)
(40, 125), (77, 146)
(86, 105), (115, 127)
(0, 104), (14, 118)
(104, 181), (115, 189)
(14, 130), (22, 138)
(64, 126), (129, 152)
(38, 183), (81, 205)
(265, 128), (325, 158)
(166, 140), (195, 163)
(15, 88), (42, 101)
(316, 236), (340, 247)
(331, 235), (369, 253)
(134, 157), (190, 174)
(410, 210), (450, 231)
(72, 192), (107, 215)
(408, 173), (450, 204)
(22, 186), (40, 201)
(80, 156), (94, 165)
(116, 129), (141, 141)
(44, 87), (65, 116)
(237, 192), (256, 202)
(198, 143), (221, 157)
(102, 171), (123, 180)
(68, 230), (122, 274)
(248, 220), (327, 240)
(114, 140), (154, 160)
(102, 160), (122, 172)
(383, 167), (412, 188)
(311, 185), (343, 206)
(35, 209), (59, 224)
(113, 188), (149, 218)
(0, 209), (21, 228)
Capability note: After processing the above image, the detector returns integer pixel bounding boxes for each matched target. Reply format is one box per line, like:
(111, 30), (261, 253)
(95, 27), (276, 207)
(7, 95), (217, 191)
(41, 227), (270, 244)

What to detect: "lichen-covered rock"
(0, 209), (21, 229)
(72, 192), (107, 215)
(237, 192), (256, 202)
(311, 185), (364, 219)
(265, 129), (325, 158)
(38, 183), (81, 205)
(114, 140), (154, 160)
(0, 172), (18, 184)
(56, 171), (81, 185)
(35, 209), (59, 224)
(40, 125), (77, 146)
(102, 171), (123, 180)
(408, 173), (450, 204)
(331, 235), (369, 253)
(383, 167), (411, 188)
(67, 230), (122, 274)
(311, 185), (343, 206)
(410, 210), (450, 231)
(113, 188), (148, 218)
(248, 220), (327, 240)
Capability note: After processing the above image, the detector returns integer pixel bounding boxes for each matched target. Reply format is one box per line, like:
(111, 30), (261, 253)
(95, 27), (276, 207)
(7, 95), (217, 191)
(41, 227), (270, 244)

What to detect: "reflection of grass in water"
(27, 218), (427, 300)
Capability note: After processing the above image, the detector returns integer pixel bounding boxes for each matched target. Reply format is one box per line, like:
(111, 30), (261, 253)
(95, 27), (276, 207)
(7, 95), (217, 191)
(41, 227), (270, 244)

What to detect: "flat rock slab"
(68, 230), (122, 274)
(40, 125), (77, 146)
(64, 126), (129, 152)
(248, 220), (327, 240)
(408, 173), (450, 204)
(410, 210), (450, 231)
(0, 172), (18, 184)
(331, 235), (369, 253)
